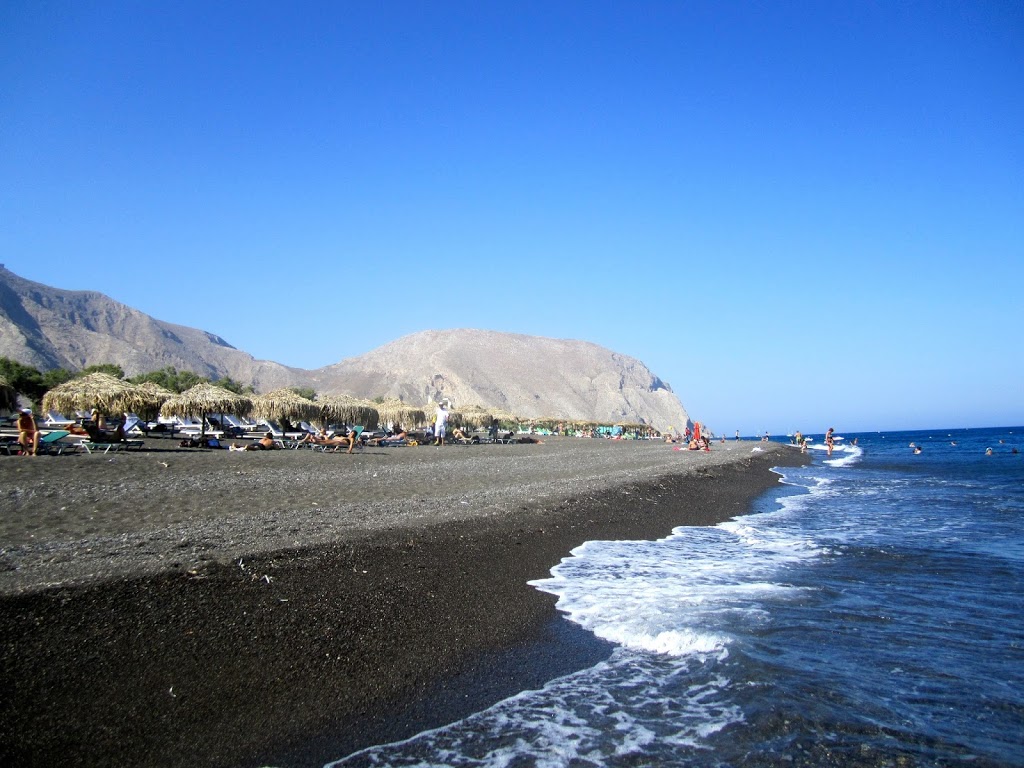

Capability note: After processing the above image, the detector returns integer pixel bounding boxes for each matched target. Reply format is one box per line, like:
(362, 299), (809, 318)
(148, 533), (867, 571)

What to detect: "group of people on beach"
(224, 402), (478, 453)
(664, 422), (713, 451)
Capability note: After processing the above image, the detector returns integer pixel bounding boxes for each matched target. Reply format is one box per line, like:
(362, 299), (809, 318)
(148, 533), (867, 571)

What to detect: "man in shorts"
(433, 402), (449, 446)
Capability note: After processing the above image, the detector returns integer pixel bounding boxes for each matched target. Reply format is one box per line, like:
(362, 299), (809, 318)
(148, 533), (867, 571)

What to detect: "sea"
(327, 426), (1024, 767)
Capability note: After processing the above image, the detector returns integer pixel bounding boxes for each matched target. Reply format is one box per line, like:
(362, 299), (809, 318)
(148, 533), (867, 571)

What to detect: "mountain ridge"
(0, 266), (689, 428)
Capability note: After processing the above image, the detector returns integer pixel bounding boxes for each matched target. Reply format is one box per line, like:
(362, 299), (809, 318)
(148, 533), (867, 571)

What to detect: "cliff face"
(0, 266), (689, 429)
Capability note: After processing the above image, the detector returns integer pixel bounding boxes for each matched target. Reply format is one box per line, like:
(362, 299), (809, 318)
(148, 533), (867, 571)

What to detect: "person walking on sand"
(825, 427), (836, 456)
(17, 408), (40, 456)
(433, 402), (450, 446)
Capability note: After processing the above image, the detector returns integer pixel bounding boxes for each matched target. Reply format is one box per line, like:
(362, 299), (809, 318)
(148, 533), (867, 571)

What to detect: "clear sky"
(2, 1), (1021, 434)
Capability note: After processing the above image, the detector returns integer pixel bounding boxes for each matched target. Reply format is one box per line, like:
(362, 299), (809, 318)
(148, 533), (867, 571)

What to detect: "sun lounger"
(35, 430), (76, 455)
(178, 426), (224, 439)
(44, 411), (76, 428)
(122, 414), (150, 435)
(0, 433), (73, 455)
(221, 415), (261, 434)
(377, 437), (415, 447)
(78, 439), (144, 454)
(257, 420), (306, 440)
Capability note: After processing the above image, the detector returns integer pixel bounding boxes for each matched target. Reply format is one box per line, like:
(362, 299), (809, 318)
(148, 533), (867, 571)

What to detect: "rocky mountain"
(0, 265), (304, 391)
(308, 330), (689, 428)
(0, 265), (689, 429)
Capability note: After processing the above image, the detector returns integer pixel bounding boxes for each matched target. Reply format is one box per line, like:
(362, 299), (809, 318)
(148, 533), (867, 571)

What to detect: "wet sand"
(0, 437), (807, 767)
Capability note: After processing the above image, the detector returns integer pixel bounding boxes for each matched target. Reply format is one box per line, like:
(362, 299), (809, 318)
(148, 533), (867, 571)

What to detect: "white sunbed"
(122, 413), (150, 435)
(44, 411), (76, 428)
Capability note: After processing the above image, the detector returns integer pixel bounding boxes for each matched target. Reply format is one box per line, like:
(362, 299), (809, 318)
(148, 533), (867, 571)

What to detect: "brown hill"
(307, 329), (689, 428)
(0, 266), (689, 429)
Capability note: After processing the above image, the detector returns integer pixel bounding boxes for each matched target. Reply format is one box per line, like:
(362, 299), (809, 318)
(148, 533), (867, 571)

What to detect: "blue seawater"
(328, 427), (1024, 767)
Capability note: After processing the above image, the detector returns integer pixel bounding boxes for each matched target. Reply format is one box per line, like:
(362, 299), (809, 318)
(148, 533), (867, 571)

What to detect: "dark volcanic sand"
(0, 437), (807, 767)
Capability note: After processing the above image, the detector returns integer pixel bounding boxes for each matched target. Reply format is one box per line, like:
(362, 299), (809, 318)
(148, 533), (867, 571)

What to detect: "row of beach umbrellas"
(32, 372), (656, 435)
(34, 373), (502, 433)
(38, 374), (385, 432)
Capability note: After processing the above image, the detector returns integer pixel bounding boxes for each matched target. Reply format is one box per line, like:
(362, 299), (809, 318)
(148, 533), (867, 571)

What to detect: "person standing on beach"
(17, 408), (40, 456)
(434, 402), (449, 446)
(825, 427), (836, 456)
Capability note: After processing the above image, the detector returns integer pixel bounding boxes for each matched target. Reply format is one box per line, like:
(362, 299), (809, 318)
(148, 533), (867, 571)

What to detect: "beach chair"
(44, 411), (76, 428)
(257, 419), (284, 438)
(232, 415), (263, 432)
(213, 414), (253, 437)
(258, 419), (305, 441)
(305, 426), (364, 452)
(78, 439), (144, 454)
(36, 430), (77, 455)
(378, 436), (415, 447)
(123, 414), (150, 435)
(175, 416), (204, 432)
(176, 417), (223, 439)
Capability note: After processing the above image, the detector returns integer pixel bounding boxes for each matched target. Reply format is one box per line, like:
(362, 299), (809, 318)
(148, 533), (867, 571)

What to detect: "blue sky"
(2, 1), (1021, 434)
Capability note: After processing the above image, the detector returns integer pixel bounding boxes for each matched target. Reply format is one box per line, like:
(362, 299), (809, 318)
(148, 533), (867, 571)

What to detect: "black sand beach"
(0, 438), (806, 767)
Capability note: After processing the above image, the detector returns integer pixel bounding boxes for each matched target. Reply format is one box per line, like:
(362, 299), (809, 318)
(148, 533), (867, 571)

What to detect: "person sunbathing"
(83, 420), (126, 443)
(326, 428), (360, 454)
(451, 427), (479, 443)
(368, 428), (408, 446)
(230, 432), (278, 451)
(297, 427), (331, 444)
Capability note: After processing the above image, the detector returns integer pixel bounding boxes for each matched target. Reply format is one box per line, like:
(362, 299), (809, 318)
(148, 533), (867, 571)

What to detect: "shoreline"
(0, 439), (807, 767)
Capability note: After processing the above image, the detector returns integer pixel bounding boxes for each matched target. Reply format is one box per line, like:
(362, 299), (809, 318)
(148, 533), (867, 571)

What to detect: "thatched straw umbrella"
(526, 415), (561, 431)
(450, 404), (494, 430)
(160, 383), (253, 437)
(489, 409), (522, 429)
(251, 388), (320, 427)
(0, 375), (17, 414)
(317, 395), (380, 430)
(134, 381), (175, 420)
(42, 372), (144, 418)
(374, 398), (428, 429)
